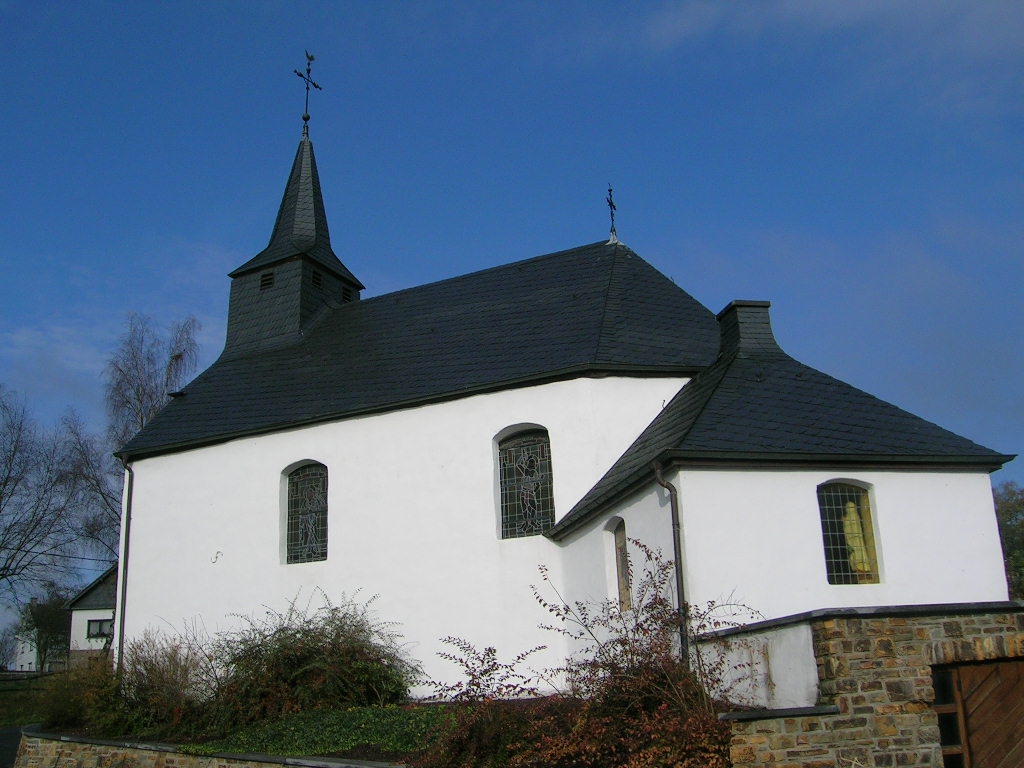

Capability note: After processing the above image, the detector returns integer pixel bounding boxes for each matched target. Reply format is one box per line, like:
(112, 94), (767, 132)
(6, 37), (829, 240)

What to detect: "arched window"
(817, 481), (879, 584)
(498, 430), (555, 538)
(613, 519), (632, 610)
(286, 463), (328, 563)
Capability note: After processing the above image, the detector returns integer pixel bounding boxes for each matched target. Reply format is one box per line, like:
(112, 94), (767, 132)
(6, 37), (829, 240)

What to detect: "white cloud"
(632, 0), (1024, 115)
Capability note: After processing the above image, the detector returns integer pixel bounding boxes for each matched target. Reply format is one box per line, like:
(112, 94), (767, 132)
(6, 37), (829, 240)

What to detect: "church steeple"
(224, 132), (363, 354)
(228, 133), (362, 289)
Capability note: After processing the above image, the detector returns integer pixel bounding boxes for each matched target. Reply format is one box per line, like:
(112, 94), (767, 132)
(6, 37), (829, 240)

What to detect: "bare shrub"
(119, 627), (216, 733)
(432, 637), (543, 702)
(420, 541), (740, 768)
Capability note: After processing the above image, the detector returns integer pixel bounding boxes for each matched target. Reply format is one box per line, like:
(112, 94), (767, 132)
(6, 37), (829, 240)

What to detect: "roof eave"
(658, 449), (1015, 472)
(117, 363), (700, 462)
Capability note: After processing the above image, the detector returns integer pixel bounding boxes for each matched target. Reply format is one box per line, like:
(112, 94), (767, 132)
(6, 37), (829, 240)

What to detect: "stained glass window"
(499, 430), (555, 539)
(287, 463), (328, 563)
(817, 482), (879, 584)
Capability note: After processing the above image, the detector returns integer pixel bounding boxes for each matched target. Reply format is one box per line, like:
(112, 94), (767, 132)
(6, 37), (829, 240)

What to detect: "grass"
(178, 704), (454, 761)
(0, 675), (53, 727)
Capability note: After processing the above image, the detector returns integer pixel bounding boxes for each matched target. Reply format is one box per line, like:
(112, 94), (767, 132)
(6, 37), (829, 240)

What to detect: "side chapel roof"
(548, 300), (1013, 539)
(118, 240), (720, 459)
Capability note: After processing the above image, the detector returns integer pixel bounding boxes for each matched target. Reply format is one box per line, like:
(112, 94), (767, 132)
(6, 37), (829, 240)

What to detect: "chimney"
(716, 300), (781, 358)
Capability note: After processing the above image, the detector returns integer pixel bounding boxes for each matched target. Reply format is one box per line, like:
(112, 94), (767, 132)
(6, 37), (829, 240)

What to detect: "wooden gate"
(933, 660), (1024, 768)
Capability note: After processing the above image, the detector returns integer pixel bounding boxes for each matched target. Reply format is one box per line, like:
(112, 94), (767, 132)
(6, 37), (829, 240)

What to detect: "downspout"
(116, 458), (134, 673)
(652, 461), (689, 667)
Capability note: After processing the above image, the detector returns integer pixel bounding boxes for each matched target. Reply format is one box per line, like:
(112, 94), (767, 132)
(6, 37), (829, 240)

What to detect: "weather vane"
(606, 184), (618, 242)
(294, 50), (322, 135)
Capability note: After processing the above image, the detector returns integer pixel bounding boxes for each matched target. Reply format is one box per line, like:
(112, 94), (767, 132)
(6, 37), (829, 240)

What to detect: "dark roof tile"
(119, 241), (719, 458)
(549, 301), (1012, 538)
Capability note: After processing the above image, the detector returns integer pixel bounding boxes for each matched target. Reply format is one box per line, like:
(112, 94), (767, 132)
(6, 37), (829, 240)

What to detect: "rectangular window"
(87, 619), (113, 638)
(260, 271), (275, 290)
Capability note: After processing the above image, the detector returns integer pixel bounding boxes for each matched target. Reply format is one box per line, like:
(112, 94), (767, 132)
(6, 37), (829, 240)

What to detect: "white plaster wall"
(675, 468), (1007, 618)
(14, 638), (35, 671)
(698, 623), (818, 709)
(116, 375), (686, 689)
(562, 467), (1008, 627)
(70, 608), (114, 651)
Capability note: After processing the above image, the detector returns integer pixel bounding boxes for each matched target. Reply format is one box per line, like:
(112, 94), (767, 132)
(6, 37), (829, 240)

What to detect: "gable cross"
(606, 184), (618, 242)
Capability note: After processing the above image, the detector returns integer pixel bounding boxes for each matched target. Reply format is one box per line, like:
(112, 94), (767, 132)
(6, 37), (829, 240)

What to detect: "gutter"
(652, 461), (689, 667)
(116, 460), (135, 673)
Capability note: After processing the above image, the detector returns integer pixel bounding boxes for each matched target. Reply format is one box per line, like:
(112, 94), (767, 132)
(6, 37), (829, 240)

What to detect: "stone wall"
(14, 732), (363, 768)
(727, 606), (1024, 767)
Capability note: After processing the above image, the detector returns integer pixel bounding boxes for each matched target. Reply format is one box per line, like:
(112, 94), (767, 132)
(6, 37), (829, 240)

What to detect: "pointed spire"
(238, 140), (365, 291)
(270, 136), (327, 256)
(229, 53), (362, 288)
(229, 133), (361, 290)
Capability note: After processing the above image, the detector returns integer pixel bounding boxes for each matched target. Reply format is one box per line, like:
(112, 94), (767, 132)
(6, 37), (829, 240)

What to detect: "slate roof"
(548, 300), (1013, 539)
(118, 240), (720, 459)
(229, 135), (364, 289)
(68, 566), (117, 611)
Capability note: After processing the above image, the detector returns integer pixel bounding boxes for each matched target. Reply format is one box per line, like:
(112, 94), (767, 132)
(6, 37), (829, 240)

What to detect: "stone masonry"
(728, 607), (1024, 767)
(14, 732), (365, 768)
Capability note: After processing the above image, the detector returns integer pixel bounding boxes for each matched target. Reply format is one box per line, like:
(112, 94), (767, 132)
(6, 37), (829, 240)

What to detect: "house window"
(613, 520), (631, 610)
(817, 481), (879, 584)
(87, 619), (113, 638)
(260, 271), (274, 290)
(286, 463), (328, 563)
(498, 430), (555, 538)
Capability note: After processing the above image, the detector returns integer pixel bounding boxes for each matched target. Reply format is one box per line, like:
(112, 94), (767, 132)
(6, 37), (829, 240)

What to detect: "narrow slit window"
(614, 520), (631, 610)
(817, 482), (879, 584)
(312, 270), (323, 289)
(498, 430), (555, 538)
(286, 463), (328, 563)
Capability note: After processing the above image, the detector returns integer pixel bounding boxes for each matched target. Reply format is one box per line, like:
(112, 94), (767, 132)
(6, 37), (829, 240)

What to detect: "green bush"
(210, 593), (418, 729)
(39, 661), (126, 734)
(183, 704), (453, 758)
(45, 591), (418, 740)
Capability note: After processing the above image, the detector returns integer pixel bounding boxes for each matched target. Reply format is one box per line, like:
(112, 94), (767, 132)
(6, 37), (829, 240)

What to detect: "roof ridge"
(592, 243), (622, 361)
(354, 240), (617, 304)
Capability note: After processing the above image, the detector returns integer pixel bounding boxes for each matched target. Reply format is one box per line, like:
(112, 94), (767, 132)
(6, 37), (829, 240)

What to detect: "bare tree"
(0, 387), (79, 600)
(995, 480), (1024, 600)
(65, 413), (122, 558)
(68, 314), (199, 557)
(0, 621), (18, 670)
(105, 313), (199, 449)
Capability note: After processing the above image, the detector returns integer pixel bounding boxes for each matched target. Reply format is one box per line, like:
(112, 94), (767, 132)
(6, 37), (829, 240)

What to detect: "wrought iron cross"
(606, 184), (618, 240)
(294, 50), (322, 134)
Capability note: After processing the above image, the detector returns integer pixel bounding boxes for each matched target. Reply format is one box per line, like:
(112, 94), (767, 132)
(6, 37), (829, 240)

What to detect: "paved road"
(0, 728), (21, 768)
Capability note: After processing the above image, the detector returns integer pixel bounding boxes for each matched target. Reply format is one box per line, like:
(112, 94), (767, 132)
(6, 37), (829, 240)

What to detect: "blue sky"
(1, 1), (1021, 488)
